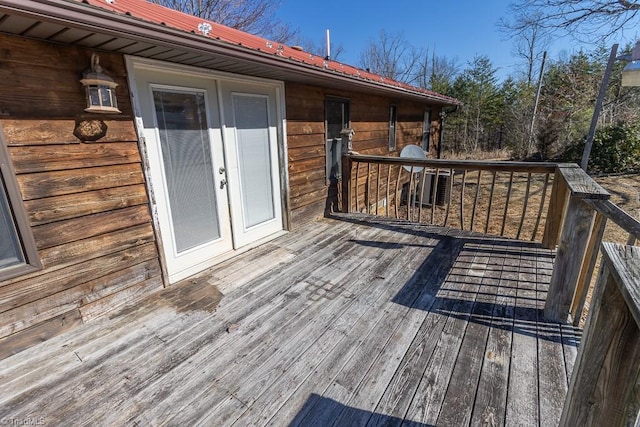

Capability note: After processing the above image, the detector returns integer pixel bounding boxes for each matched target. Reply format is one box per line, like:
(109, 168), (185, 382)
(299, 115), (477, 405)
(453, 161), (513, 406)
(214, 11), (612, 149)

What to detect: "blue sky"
(277, 0), (581, 81)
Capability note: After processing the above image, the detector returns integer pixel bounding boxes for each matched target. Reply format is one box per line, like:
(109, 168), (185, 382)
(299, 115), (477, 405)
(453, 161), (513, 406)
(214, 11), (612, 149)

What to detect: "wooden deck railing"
(341, 154), (560, 243)
(341, 153), (640, 425)
(543, 169), (640, 324)
(341, 153), (639, 325)
(559, 243), (640, 426)
(341, 154), (640, 423)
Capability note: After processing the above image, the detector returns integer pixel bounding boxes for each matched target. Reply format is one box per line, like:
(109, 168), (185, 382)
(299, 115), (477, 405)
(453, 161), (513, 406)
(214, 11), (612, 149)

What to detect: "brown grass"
(389, 169), (553, 242)
(441, 149), (512, 161)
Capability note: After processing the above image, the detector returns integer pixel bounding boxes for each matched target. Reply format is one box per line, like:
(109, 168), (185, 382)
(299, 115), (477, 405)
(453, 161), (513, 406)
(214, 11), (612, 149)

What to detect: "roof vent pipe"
(325, 29), (330, 60)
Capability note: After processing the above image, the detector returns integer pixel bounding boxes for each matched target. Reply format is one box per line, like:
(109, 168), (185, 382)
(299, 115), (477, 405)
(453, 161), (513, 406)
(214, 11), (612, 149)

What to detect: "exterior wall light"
(80, 54), (121, 114)
(622, 41), (640, 87)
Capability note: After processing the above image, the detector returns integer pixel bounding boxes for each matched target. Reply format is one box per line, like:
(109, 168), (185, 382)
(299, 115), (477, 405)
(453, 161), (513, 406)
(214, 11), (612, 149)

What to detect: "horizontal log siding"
(285, 81), (442, 225)
(0, 34), (162, 354)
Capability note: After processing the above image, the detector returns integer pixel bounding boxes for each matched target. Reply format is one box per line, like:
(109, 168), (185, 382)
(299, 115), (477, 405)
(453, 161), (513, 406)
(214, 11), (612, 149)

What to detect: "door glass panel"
(153, 89), (220, 253)
(233, 94), (275, 228)
(0, 176), (24, 269)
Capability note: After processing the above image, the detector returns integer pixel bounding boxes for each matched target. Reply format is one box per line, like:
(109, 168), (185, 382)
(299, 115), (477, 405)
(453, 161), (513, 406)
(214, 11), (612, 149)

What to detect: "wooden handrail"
(556, 163), (610, 199)
(342, 154), (640, 424)
(346, 153), (559, 173)
(582, 198), (640, 241)
(560, 244), (640, 426)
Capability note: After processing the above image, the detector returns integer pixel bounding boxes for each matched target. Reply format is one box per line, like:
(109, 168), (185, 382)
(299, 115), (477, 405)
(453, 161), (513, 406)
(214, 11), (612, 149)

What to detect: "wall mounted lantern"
(80, 54), (121, 114)
(622, 40), (640, 87)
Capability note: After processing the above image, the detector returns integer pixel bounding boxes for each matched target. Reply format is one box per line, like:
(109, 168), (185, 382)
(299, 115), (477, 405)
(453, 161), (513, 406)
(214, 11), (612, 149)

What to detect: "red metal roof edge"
(73, 0), (460, 105)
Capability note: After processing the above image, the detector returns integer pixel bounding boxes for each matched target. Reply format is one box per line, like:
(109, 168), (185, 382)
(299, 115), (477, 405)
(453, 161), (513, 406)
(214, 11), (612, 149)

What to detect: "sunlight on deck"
(0, 214), (580, 426)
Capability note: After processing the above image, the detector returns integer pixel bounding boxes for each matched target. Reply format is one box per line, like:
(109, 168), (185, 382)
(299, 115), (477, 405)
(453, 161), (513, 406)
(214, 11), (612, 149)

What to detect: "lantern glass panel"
(100, 86), (112, 107)
(88, 86), (100, 107)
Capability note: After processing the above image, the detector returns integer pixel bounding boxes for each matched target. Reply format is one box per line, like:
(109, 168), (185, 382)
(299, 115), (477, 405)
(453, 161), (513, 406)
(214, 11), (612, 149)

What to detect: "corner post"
(544, 165), (609, 323)
(341, 154), (352, 213)
(542, 167), (570, 249)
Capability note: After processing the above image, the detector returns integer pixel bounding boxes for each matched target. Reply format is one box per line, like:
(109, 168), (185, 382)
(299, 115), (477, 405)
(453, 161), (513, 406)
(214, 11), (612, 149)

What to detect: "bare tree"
(358, 30), (421, 84)
(505, 0), (640, 39)
(498, 12), (551, 85)
(149, 0), (298, 43)
(415, 50), (460, 92)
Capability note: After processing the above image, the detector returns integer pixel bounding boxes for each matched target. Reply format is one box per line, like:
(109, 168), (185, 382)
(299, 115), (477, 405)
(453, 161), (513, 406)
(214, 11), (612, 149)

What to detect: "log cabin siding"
(0, 30), (449, 357)
(285, 82), (442, 225)
(0, 34), (162, 355)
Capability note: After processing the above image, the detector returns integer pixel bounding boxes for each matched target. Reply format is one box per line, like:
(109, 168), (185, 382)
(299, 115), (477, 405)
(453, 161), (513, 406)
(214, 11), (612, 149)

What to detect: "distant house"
(0, 0), (459, 350)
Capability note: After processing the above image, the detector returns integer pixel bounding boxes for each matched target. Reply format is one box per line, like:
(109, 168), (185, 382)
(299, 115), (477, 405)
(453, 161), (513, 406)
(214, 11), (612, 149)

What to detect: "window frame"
(325, 97), (350, 182)
(0, 129), (41, 281)
(388, 105), (398, 152)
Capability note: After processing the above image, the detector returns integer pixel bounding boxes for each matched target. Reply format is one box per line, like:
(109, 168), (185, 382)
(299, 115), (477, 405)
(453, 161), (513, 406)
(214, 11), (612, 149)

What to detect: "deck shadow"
(288, 393), (435, 427)
(332, 212), (550, 258)
(332, 213), (580, 346)
(429, 297), (581, 346)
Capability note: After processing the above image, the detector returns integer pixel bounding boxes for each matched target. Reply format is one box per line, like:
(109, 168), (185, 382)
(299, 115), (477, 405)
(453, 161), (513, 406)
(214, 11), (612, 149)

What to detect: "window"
(422, 109), (432, 152)
(0, 130), (40, 281)
(389, 105), (397, 151)
(325, 98), (350, 181)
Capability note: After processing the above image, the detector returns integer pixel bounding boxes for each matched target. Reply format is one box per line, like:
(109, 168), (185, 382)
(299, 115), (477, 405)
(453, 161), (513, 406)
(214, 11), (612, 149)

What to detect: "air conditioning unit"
(435, 172), (452, 205)
(418, 173), (434, 206)
(418, 170), (452, 206)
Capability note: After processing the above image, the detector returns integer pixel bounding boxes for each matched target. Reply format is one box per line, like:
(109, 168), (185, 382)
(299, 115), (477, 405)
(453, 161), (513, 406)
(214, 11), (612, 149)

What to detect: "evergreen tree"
(448, 56), (503, 152)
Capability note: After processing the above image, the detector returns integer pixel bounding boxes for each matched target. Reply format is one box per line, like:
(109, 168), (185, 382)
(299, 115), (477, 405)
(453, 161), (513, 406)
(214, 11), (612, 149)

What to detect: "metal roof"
(0, 0), (461, 105)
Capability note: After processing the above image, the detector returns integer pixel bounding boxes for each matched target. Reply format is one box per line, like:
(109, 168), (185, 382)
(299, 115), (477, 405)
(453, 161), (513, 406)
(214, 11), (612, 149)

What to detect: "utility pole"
(581, 44), (618, 171)
(528, 51), (547, 157)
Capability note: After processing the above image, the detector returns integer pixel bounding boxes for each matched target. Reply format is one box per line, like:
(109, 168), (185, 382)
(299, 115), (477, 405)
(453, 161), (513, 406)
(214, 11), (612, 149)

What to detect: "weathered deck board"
(506, 243), (540, 426)
(226, 226), (431, 426)
(470, 241), (517, 426)
(437, 238), (507, 426)
(366, 229), (466, 427)
(0, 214), (579, 426)
(536, 246), (569, 427)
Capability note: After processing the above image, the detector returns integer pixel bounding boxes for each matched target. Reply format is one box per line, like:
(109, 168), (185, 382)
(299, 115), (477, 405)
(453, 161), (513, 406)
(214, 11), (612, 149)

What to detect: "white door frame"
(126, 56), (290, 285)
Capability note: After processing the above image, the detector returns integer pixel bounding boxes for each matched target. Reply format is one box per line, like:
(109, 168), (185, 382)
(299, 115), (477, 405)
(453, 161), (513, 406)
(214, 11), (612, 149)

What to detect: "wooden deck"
(0, 214), (581, 426)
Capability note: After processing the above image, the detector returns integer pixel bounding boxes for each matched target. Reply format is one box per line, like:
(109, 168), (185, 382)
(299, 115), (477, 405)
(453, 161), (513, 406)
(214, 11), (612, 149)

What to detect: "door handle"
(220, 178), (227, 189)
(219, 167), (226, 174)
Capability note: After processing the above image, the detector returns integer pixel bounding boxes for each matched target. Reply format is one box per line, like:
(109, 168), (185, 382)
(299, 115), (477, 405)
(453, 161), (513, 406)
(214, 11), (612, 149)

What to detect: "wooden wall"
(0, 32), (446, 357)
(285, 82), (442, 225)
(0, 34), (162, 358)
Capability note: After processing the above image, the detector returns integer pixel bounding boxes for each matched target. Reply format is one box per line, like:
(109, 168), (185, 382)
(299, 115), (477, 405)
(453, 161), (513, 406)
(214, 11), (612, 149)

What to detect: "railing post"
(571, 211), (607, 325)
(560, 244), (640, 426)
(341, 154), (352, 213)
(542, 166), (570, 249)
(544, 197), (595, 322)
(544, 165), (610, 323)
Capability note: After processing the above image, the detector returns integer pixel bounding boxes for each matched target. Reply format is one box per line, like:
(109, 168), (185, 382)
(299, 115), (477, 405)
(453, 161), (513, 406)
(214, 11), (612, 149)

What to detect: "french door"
(130, 61), (283, 283)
